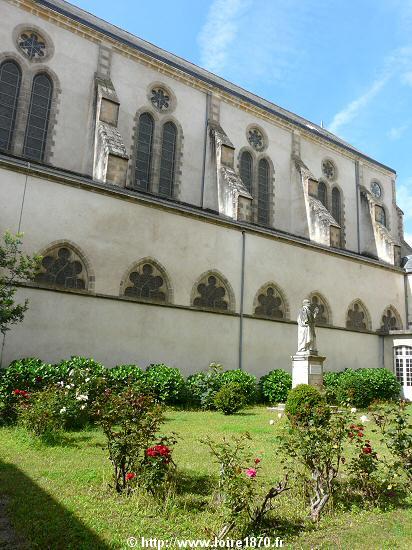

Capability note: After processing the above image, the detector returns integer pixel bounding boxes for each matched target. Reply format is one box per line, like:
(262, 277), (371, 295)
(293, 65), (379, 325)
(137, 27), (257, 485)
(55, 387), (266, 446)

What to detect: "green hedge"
(260, 369), (292, 404)
(1, 357), (402, 426)
(285, 384), (330, 426)
(323, 368), (401, 408)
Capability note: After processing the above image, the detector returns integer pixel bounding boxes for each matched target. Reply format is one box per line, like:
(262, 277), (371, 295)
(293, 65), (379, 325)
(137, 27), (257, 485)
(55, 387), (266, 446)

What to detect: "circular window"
(321, 159), (336, 180)
(371, 181), (382, 199)
(247, 126), (266, 151)
(18, 31), (47, 60)
(150, 87), (170, 112)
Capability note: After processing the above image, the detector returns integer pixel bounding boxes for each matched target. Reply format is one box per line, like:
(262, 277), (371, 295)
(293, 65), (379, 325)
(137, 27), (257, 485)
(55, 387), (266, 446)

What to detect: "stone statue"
(297, 299), (318, 355)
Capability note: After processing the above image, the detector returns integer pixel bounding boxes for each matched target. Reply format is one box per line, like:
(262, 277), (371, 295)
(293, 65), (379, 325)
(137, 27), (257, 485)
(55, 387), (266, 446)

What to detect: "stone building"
(1, 0), (412, 397)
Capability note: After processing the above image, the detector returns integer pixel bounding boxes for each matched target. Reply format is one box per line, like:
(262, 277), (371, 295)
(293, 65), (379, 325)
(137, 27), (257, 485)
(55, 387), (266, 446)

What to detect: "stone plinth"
(291, 354), (325, 389)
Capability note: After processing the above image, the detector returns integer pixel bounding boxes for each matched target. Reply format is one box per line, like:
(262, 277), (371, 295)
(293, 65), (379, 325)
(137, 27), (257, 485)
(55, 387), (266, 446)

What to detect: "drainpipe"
(404, 272), (410, 330)
(355, 160), (361, 253)
(380, 334), (385, 369)
(238, 231), (246, 370)
(200, 93), (210, 209)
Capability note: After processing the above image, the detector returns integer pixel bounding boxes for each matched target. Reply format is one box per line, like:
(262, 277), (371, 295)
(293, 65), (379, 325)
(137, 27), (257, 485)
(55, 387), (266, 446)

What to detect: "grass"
(1, 406), (412, 549)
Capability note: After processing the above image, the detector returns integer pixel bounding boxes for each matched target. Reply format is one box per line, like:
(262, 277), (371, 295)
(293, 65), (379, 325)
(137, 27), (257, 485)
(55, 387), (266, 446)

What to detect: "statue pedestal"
(291, 354), (325, 389)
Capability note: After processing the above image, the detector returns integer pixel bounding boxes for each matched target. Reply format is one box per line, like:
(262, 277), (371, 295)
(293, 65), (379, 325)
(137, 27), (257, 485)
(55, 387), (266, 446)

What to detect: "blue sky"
(72, 0), (412, 243)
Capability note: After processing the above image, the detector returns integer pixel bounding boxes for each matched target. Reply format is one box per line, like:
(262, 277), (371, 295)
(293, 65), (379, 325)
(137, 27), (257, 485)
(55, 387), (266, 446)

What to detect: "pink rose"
(245, 468), (257, 478)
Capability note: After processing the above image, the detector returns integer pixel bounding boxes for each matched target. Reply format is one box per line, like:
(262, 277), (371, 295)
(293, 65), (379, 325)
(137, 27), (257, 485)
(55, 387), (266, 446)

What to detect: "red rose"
(146, 447), (158, 457)
(357, 431), (364, 437)
(348, 432), (354, 438)
(158, 445), (171, 457)
(362, 446), (372, 454)
(126, 472), (136, 481)
(254, 458), (261, 464)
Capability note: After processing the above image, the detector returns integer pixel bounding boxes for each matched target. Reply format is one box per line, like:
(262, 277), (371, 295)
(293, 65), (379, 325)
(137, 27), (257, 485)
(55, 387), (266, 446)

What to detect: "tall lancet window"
(318, 181), (328, 208)
(258, 158), (270, 225)
(23, 73), (53, 161)
(332, 187), (341, 225)
(0, 61), (21, 151)
(240, 151), (253, 194)
(134, 112), (154, 191)
(158, 121), (177, 197)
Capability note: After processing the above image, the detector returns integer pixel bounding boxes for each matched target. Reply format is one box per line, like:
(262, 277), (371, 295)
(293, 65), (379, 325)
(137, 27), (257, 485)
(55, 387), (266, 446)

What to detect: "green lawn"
(1, 407), (412, 549)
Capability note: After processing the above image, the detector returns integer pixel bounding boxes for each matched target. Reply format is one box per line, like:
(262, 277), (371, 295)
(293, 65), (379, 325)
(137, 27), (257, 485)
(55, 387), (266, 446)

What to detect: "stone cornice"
(0, 152), (404, 275)
(9, 0), (396, 176)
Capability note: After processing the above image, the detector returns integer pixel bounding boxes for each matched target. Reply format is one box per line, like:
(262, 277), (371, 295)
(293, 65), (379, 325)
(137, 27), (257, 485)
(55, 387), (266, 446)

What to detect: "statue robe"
(297, 305), (316, 353)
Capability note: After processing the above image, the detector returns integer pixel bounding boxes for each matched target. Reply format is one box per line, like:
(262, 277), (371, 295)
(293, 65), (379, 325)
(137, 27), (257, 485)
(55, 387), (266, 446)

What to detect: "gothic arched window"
(34, 246), (88, 290)
(318, 181), (328, 209)
(380, 307), (402, 332)
(134, 112), (154, 192)
(124, 261), (170, 303)
(257, 158), (270, 225)
(192, 272), (234, 312)
(254, 284), (287, 319)
(331, 187), (341, 225)
(23, 73), (53, 161)
(158, 121), (177, 197)
(346, 301), (370, 331)
(375, 205), (387, 227)
(240, 151), (253, 194)
(0, 60), (21, 151)
(310, 294), (330, 325)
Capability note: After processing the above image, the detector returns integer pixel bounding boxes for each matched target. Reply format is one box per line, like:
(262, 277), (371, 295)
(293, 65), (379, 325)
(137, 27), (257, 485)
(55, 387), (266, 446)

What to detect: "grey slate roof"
(34, 0), (395, 174)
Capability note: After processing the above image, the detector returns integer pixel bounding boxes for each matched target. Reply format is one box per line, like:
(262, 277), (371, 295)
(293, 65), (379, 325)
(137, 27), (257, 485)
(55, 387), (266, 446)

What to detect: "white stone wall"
(0, 165), (406, 374)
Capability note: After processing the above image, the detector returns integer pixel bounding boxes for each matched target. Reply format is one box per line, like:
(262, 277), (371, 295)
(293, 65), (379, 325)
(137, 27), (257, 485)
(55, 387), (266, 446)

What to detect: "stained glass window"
(318, 181), (327, 208)
(134, 112), (154, 191)
(331, 187), (341, 225)
(34, 247), (86, 289)
(159, 121), (176, 197)
(0, 61), (21, 151)
(23, 73), (52, 161)
(257, 158), (270, 225)
(240, 151), (253, 194)
(193, 275), (228, 311)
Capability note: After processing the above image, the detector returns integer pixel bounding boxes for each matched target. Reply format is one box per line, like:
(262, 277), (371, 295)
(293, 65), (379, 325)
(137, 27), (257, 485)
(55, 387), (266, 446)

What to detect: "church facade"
(1, 0), (412, 396)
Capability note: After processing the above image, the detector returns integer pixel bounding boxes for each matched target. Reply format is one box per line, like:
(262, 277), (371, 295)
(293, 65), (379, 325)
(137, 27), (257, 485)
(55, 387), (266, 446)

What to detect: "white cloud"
(328, 75), (389, 135)
(197, 0), (251, 74)
(388, 124), (409, 140)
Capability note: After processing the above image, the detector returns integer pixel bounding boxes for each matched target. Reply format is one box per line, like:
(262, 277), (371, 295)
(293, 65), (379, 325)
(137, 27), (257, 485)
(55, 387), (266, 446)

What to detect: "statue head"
(302, 299), (311, 306)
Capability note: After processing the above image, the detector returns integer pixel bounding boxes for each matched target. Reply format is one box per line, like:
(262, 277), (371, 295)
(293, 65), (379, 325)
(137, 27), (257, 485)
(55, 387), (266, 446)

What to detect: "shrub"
(259, 369), (292, 404)
(186, 363), (224, 409)
(323, 371), (343, 404)
(94, 388), (174, 494)
(17, 387), (63, 439)
(372, 401), (412, 487)
(285, 384), (330, 427)
(214, 382), (247, 415)
(333, 368), (400, 408)
(204, 434), (289, 538)
(106, 364), (146, 392)
(144, 363), (186, 404)
(278, 408), (350, 522)
(346, 421), (384, 503)
(220, 370), (257, 405)
(0, 358), (60, 423)
(187, 365), (258, 410)
(55, 357), (107, 426)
